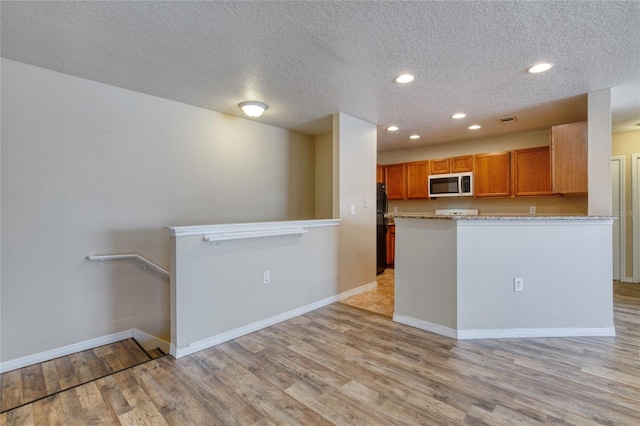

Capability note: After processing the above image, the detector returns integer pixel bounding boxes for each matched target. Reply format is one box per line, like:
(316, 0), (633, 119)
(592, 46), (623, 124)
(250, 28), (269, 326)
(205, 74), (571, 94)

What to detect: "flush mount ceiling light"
(527, 62), (553, 74)
(394, 74), (414, 84)
(451, 113), (466, 119)
(239, 101), (268, 117)
(409, 135), (420, 139)
(468, 124), (481, 130)
(387, 126), (399, 131)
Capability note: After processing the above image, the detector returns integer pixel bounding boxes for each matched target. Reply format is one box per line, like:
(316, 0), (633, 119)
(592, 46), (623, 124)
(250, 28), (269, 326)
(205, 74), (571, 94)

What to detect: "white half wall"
(168, 220), (340, 357)
(0, 59), (316, 364)
(394, 217), (615, 338)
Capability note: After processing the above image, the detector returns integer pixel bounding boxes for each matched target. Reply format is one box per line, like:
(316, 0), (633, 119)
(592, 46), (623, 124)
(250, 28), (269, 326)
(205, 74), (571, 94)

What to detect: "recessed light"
(527, 62), (553, 74)
(395, 74), (414, 84)
(409, 135), (420, 139)
(451, 113), (466, 119)
(387, 126), (399, 131)
(468, 124), (481, 130)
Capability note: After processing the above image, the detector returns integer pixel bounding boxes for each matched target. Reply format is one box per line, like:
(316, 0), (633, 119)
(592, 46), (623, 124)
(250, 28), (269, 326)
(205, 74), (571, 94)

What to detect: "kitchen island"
(393, 214), (616, 339)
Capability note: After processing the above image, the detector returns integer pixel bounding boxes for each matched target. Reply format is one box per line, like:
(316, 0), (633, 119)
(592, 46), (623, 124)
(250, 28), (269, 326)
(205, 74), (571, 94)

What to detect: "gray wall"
(1, 59), (316, 363)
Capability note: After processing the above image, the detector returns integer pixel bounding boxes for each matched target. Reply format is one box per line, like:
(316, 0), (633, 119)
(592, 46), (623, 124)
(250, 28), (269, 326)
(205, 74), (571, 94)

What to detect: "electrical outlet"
(364, 198), (368, 208)
(393, 207), (398, 213)
(514, 277), (524, 292)
(263, 271), (270, 285)
(529, 205), (536, 214)
(350, 205), (356, 215)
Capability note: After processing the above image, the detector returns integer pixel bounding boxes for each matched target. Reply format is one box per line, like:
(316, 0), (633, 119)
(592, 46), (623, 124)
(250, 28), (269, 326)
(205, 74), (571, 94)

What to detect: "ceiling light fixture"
(395, 74), (414, 84)
(451, 113), (466, 119)
(387, 126), (399, 131)
(527, 62), (553, 74)
(468, 124), (481, 130)
(409, 135), (420, 139)
(239, 101), (268, 117)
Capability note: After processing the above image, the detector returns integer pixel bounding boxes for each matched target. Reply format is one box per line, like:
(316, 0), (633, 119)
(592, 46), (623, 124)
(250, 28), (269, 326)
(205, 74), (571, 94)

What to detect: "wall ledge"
(167, 219), (340, 237)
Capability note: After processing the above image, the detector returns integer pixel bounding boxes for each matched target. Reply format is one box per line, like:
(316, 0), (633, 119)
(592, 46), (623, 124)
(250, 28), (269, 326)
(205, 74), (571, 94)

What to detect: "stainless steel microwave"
(428, 172), (473, 197)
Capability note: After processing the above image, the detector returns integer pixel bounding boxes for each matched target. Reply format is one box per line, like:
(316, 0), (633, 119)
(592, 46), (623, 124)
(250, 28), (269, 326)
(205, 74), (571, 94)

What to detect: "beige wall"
(314, 132), (333, 219)
(587, 89), (612, 216)
(378, 128), (588, 216)
(170, 222), (339, 357)
(612, 130), (640, 279)
(334, 112), (377, 292)
(1, 59), (317, 363)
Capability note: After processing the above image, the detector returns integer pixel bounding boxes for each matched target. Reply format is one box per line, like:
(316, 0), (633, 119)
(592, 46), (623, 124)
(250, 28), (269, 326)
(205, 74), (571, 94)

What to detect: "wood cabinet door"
(406, 161), (429, 199)
(386, 225), (395, 265)
(551, 121), (587, 194)
(429, 158), (450, 175)
(474, 152), (511, 197)
(451, 155), (474, 172)
(513, 147), (551, 196)
(385, 164), (407, 200)
(376, 165), (385, 183)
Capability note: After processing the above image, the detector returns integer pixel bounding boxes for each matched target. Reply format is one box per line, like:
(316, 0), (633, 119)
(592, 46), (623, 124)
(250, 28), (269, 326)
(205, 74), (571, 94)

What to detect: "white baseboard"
(336, 280), (377, 301)
(0, 330), (133, 374)
(0, 328), (171, 374)
(457, 327), (616, 339)
(133, 329), (171, 354)
(393, 314), (458, 339)
(391, 313), (616, 340)
(172, 281), (378, 358)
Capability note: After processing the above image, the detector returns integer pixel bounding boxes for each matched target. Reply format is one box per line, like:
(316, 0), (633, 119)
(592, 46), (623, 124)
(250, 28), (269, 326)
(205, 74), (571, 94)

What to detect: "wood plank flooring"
(1, 281), (639, 425)
(0, 339), (160, 414)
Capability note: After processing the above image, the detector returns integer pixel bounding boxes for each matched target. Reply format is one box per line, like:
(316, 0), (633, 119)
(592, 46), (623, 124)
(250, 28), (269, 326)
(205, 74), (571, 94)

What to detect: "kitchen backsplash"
(387, 195), (588, 216)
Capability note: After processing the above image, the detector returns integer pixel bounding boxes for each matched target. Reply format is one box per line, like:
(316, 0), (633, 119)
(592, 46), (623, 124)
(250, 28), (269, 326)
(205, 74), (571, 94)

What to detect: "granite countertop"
(391, 213), (614, 220)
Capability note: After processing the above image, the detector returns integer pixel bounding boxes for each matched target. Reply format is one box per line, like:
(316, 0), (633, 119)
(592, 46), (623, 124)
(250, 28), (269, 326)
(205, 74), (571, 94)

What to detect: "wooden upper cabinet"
(406, 161), (429, 199)
(451, 155), (474, 173)
(376, 164), (385, 183)
(512, 147), (551, 196)
(429, 158), (450, 175)
(551, 121), (587, 194)
(385, 163), (407, 200)
(474, 152), (511, 197)
(429, 155), (474, 175)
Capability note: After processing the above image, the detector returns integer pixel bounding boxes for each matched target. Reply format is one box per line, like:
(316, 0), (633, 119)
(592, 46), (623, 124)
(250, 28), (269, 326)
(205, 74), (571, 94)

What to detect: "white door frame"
(612, 156), (625, 281)
(633, 154), (640, 282)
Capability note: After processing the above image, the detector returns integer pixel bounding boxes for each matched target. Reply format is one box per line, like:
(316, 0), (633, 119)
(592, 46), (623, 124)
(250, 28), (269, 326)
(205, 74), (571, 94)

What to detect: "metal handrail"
(87, 253), (170, 277)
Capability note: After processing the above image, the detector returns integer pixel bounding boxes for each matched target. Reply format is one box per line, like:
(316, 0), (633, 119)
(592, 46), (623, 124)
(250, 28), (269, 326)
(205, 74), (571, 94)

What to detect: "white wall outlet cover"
(350, 205), (356, 215)
(263, 271), (270, 284)
(514, 277), (524, 291)
(529, 206), (536, 214)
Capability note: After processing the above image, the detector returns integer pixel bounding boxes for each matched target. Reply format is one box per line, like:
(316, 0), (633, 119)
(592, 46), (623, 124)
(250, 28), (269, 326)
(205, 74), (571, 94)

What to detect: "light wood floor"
(2, 281), (639, 425)
(0, 339), (163, 414)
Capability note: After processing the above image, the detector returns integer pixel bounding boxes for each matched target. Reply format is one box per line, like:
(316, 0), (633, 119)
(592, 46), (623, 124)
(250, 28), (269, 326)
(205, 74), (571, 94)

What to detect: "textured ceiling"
(1, 1), (639, 151)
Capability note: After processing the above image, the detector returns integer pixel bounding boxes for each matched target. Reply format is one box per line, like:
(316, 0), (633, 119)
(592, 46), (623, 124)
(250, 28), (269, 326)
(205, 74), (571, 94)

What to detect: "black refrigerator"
(376, 182), (388, 274)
